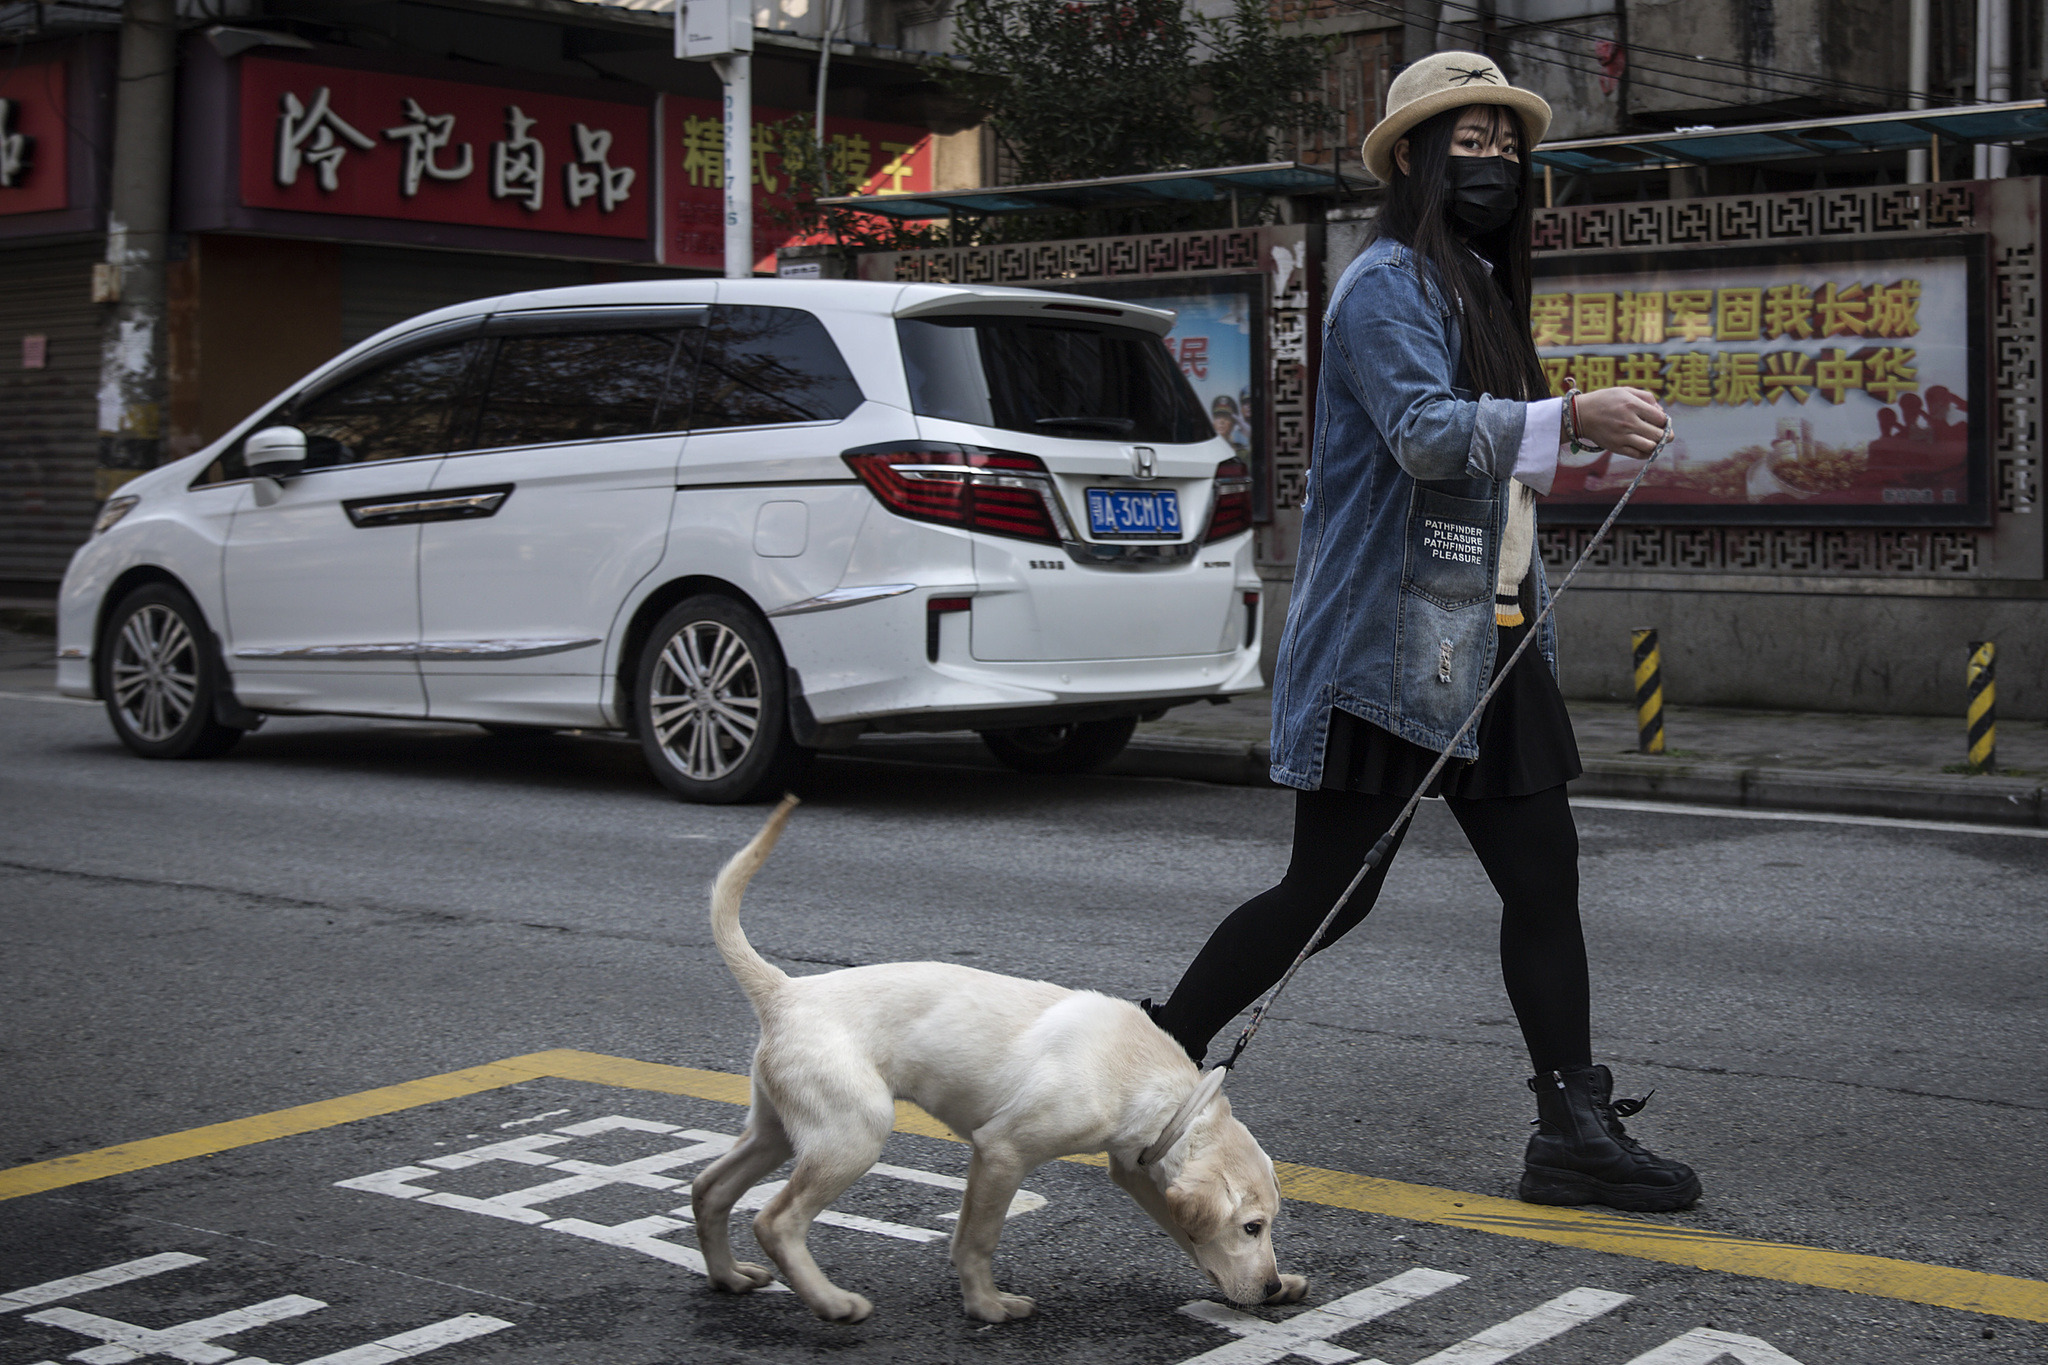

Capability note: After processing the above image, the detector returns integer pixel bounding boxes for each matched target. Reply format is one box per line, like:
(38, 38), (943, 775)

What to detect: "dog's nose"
(1263, 1279), (1284, 1301)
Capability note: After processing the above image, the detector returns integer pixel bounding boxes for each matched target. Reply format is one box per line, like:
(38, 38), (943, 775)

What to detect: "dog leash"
(1213, 413), (1677, 1076)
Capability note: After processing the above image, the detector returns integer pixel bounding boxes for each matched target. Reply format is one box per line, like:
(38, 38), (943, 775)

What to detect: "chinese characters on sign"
(0, 97), (35, 188)
(0, 61), (68, 215)
(1532, 280), (1923, 409)
(663, 96), (932, 272)
(240, 57), (649, 239)
(1531, 246), (1979, 520)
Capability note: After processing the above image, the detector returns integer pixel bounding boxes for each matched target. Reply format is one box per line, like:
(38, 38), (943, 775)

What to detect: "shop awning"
(815, 161), (1371, 218)
(1531, 100), (2048, 177)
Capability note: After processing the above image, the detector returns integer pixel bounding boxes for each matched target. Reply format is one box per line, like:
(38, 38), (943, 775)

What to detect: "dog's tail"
(710, 794), (798, 1008)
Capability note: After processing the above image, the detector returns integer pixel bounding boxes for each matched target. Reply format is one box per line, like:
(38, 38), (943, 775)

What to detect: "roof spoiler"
(894, 289), (1176, 336)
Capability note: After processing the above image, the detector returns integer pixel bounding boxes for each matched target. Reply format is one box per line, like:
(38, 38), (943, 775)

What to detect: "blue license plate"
(1086, 487), (1182, 538)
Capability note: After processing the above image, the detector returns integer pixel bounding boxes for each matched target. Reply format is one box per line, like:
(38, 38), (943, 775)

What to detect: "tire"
(633, 594), (804, 804)
(980, 716), (1137, 775)
(98, 583), (244, 761)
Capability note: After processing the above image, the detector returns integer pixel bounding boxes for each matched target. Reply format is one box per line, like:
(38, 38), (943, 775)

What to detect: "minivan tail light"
(843, 442), (1072, 547)
(1205, 458), (1254, 543)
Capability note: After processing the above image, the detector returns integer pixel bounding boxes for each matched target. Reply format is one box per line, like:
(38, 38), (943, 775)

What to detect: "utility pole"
(1975, 0), (2010, 179)
(679, 0), (755, 279)
(95, 0), (177, 499)
(1906, 0), (1930, 184)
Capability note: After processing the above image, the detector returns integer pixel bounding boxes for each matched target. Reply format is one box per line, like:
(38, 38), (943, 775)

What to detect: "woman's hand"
(1569, 386), (1668, 456)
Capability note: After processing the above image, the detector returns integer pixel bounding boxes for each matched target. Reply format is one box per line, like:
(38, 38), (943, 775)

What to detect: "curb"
(847, 734), (2047, 829)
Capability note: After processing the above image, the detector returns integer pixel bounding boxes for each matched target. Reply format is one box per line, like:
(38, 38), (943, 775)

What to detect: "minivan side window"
(192, 339), (476, 486)
(291, 341), (479, 471)
(468, 328), (696, 450)
(691, 305), (863, 429)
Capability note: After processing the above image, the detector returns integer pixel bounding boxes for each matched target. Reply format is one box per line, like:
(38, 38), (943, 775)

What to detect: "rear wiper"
(1034, 416), (1135, 435)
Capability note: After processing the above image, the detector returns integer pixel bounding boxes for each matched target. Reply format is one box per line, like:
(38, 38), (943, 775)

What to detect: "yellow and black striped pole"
(1632, 627), (1665, 755)
(1967, 640), (1996, 773)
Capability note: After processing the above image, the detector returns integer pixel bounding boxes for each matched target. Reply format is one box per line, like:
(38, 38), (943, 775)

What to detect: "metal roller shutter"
(0, 240), (103, 590)
(339, 245), (601, 347)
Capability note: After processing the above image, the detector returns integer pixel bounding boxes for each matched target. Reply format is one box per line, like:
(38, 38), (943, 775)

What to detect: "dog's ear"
(1165, 1171), (1232, 1244)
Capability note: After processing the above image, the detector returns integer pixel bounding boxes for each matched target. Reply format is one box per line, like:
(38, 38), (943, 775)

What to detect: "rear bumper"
(784, 616), (1263, 740)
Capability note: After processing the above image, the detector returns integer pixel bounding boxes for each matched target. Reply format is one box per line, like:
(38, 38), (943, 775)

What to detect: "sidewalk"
(861, 689), (2048, 829)
(5, 608), (2038, 827)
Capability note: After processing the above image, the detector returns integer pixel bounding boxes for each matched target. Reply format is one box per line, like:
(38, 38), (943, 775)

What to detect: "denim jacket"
(1268, 236), (1556, 789)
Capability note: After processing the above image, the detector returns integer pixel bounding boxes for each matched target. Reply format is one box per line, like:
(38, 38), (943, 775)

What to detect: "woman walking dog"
(1145, 54), (1699, 1213)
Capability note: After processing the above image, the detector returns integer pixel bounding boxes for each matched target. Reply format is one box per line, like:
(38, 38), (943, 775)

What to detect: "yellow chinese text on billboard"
(1530, 243), (1981, 523)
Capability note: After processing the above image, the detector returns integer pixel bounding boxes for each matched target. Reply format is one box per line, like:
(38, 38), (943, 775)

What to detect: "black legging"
(1154, 783), (1591, 1074)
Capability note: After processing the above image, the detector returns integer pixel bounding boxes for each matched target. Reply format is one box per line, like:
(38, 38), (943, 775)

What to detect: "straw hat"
(1361, 52), (1551, 183)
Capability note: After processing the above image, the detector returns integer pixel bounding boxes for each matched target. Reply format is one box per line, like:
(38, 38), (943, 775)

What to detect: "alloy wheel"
(647, 620), (763, 781)
(111, 604), (201, 743)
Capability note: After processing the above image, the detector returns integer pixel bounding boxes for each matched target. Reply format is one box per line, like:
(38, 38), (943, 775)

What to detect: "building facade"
(0, 0), (978, 594)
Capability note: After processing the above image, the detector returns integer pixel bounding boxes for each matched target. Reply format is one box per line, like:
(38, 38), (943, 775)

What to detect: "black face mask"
(1446, 155), (1520, 236)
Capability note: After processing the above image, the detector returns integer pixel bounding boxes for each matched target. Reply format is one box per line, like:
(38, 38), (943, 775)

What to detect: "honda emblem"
(1129, 445), (1157, 479)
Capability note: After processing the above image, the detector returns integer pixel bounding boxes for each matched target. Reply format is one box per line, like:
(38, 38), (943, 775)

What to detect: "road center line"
(3, 1049), (2041, 1325)
(1572, 796), (2048, 837)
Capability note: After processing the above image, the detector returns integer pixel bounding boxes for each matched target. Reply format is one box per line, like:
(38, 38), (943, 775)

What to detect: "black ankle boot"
(1519, 1065), (1701, 1212)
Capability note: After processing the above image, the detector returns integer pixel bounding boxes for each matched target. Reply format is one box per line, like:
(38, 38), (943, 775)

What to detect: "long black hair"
(1371, 102), (1546, 403)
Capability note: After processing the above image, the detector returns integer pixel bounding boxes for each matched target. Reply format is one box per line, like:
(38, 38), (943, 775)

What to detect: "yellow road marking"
(4, 1049), (2042, 1324)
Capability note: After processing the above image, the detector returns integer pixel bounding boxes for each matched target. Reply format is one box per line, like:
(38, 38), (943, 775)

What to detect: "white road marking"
(0, 690), (94, 707)
(3, 1254), (513, 1365)
(1573, 796), (2048, 839)
(334, 1118), (1048, 1282)
(723, 1179), (948, 1243)
(27, 1294), (325, 1363)
(0, 1253), (206, 1313)
(1623, 1326), (1807, 1364)
(868, 1161), (1048, 1220)
(248, 1313), (517, 1365)
(497, 1109), (572, 1129)
(1359, 1286), (1633, 1365)
(1173, 1268), (1468, 1364)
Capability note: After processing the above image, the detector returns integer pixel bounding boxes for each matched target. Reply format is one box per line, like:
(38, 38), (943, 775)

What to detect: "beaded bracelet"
(1561, 376), (1601, 454)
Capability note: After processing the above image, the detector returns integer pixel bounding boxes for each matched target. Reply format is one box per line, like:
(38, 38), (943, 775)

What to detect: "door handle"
(343, 484), (513, 527)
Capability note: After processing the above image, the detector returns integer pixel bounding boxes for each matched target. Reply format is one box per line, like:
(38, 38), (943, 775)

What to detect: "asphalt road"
(1, 691), (2043, 1365)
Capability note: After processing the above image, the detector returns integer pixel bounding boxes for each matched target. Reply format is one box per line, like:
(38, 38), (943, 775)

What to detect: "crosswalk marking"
(0, 1254), (205, 1315)
(1174, 1268), (1468, 1364)
(1359, 1286), (1634, 1365)
(1623, 1327), (1806, 1365)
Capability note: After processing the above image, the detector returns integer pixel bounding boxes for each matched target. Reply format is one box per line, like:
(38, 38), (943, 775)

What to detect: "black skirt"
(1320, 614), (1582, 800)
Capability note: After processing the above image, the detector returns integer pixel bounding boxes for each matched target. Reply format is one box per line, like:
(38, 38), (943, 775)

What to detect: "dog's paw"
(964, 1292), (1036, 1323)
(710, 1261), (776, 1293)
(1264, 1274), (1309, 1305)
(808, 1289), (873, 1323)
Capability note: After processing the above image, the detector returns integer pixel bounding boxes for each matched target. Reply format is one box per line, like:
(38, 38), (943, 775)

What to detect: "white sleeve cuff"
(1513, 396), (1564, 495)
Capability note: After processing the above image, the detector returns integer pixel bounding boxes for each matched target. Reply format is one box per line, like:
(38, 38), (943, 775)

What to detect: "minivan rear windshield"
(897, 315), (1209, 445)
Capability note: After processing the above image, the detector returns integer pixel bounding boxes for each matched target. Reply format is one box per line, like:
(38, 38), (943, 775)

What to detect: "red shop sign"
(661, 96), (932, 272)
(0, 60), (69, 216)
(239, 57), (650, 239)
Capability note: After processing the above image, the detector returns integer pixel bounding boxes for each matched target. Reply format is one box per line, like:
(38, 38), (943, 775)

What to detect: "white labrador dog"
(691, 796), (1309, 1323)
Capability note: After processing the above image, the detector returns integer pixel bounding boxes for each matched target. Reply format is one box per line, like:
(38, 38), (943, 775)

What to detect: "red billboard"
(0, 60), (69, 217)
(238, 57), (651, 239)
(661, 96), (932, 272)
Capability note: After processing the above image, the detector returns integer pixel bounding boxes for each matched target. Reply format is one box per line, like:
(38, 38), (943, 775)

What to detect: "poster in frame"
(1531, 234), (1989, 527)
(1042, 275), (1269, 522)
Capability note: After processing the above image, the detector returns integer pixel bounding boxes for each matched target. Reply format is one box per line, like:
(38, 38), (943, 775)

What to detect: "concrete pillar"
(95, 0), (178, 499)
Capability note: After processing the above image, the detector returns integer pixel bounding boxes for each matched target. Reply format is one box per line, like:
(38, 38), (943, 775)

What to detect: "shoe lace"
(1600, 1089), (1656, 1148)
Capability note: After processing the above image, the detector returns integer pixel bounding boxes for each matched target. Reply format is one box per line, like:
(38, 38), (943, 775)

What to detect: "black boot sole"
(1519, 1165), (1702, 1213)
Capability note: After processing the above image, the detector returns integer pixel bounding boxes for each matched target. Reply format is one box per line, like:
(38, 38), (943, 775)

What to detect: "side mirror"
(245, 425), (307, 481)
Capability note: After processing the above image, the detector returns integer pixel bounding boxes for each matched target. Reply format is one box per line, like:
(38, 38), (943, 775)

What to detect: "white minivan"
(56, 278), (1264, 802)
